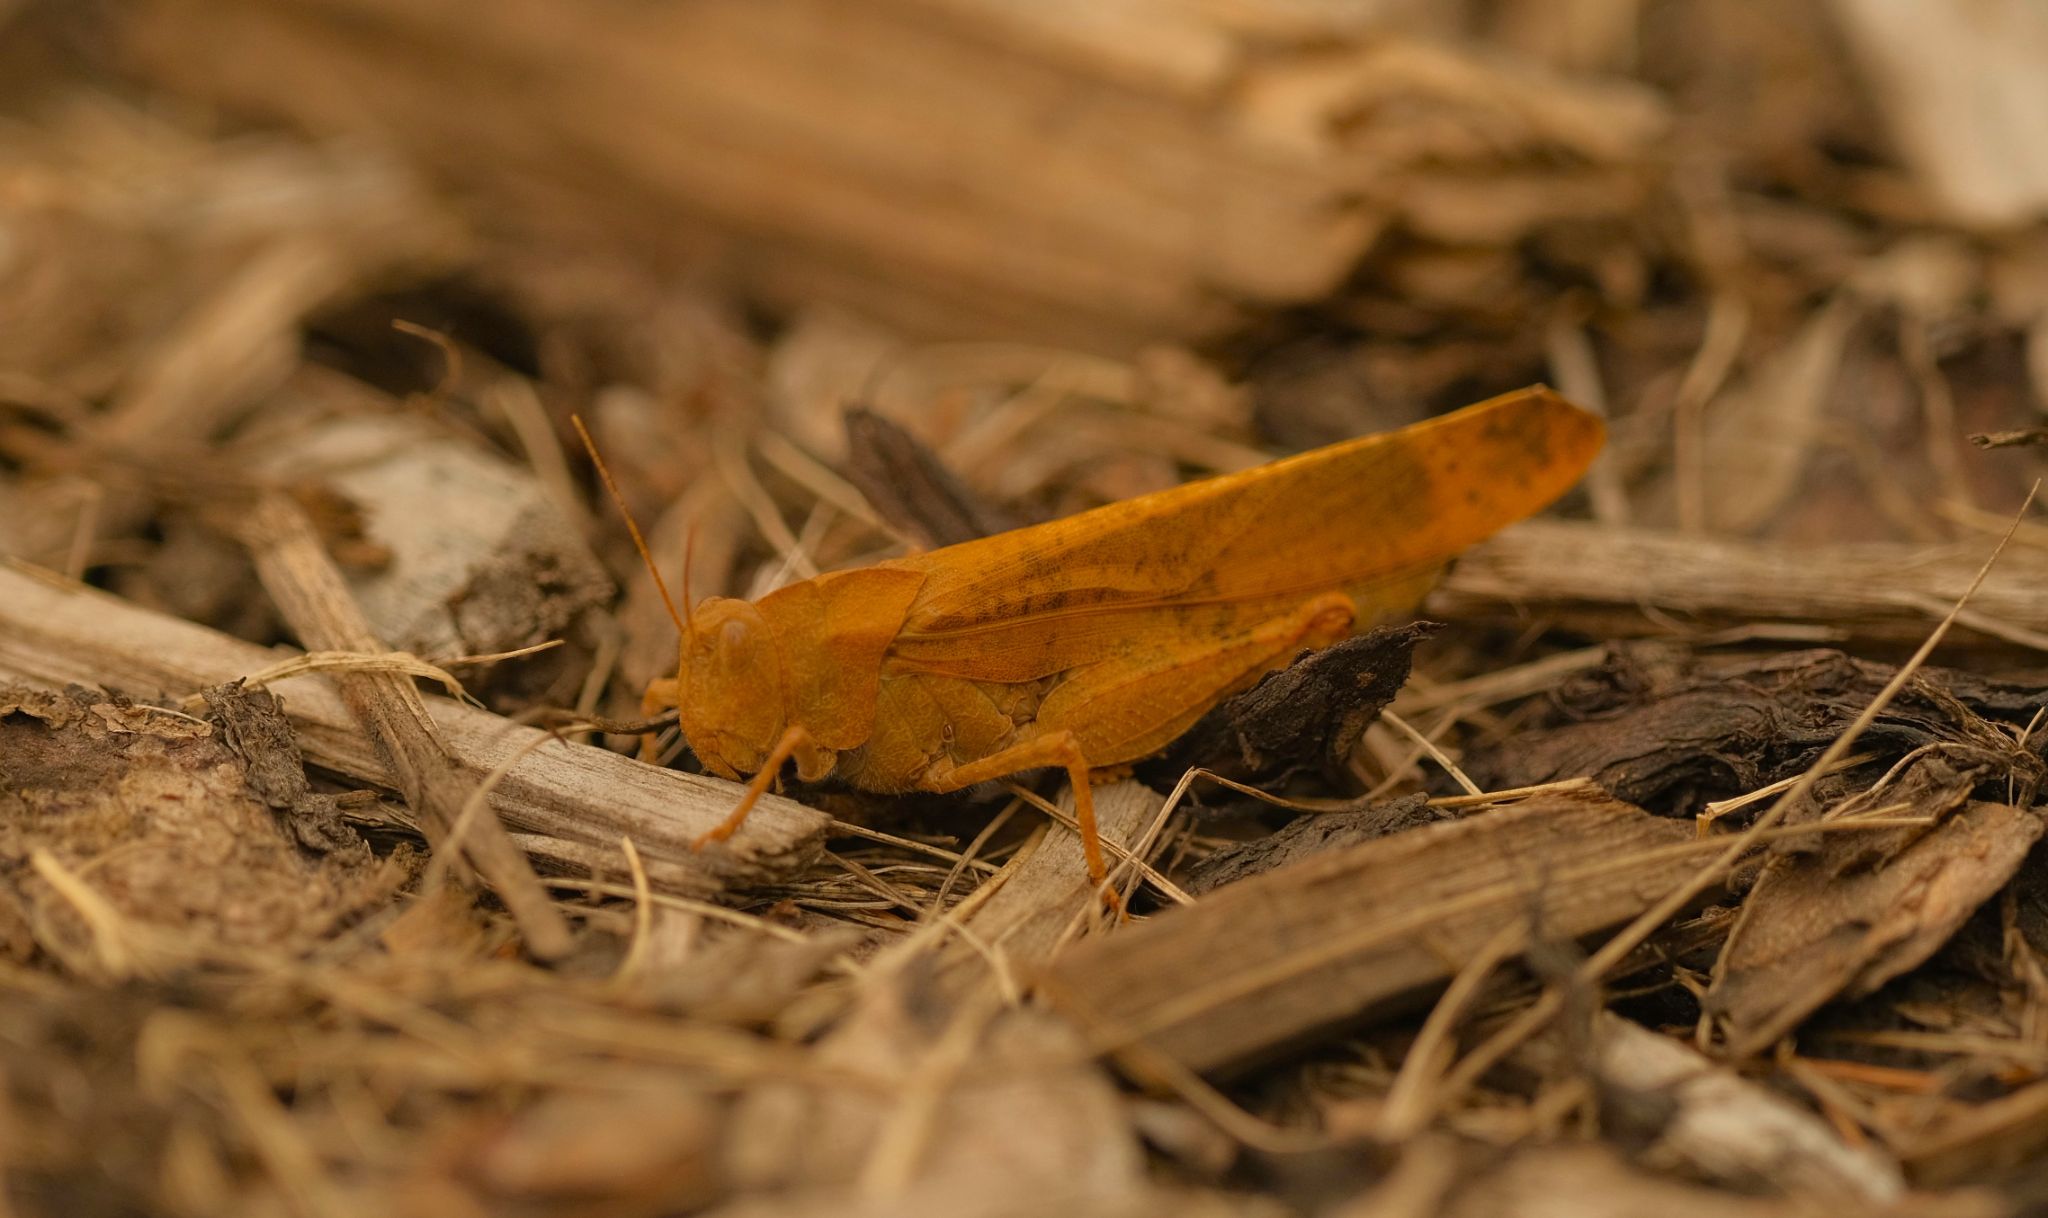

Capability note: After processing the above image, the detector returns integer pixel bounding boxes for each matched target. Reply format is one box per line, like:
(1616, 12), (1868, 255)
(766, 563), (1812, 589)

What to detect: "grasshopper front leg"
(691, 724), (813, 850)
(640, 676), (680, 762)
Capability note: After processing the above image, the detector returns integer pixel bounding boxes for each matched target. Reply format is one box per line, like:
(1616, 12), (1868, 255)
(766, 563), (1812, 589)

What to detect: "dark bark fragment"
(841, 407), (1021, 548)
(1152, 623), (1438, 788)
(1465, 645), (2048, 821)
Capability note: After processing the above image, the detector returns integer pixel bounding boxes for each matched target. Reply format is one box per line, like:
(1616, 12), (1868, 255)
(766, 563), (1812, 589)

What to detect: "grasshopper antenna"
(571, 414), (692, 640)
(681, 522), (698, 631)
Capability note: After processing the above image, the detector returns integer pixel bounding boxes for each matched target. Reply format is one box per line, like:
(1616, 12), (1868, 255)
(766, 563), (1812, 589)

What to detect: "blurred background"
(7, 1), (2045, 604)
(11, 0), (2048, 842)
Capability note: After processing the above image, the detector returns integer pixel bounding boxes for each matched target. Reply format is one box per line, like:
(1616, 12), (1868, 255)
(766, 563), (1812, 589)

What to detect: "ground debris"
(1179, 795), (1437, 897)
(198, 679), (369, 856)
(10, 1), (2048, 1212)
(0, 681), (398, 976)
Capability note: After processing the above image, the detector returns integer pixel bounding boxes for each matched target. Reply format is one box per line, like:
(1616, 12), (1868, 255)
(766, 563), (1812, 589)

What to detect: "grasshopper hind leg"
(919, 591), (1363, 901)
(919, 731), (1113, 898)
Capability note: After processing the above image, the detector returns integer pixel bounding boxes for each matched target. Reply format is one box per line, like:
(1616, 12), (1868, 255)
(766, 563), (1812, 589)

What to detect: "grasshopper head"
(675, 597), (788, 779)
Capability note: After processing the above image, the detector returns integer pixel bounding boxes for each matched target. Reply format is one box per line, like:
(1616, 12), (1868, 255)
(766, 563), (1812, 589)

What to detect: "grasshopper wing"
(883, 386), (1602, 682)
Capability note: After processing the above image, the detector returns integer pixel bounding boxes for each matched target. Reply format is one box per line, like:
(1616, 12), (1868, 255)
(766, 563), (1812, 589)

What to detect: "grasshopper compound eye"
(677, 599), (787, 779)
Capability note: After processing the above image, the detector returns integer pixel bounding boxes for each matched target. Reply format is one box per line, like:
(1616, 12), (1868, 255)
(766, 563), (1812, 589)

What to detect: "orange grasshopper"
(582, 386), (1602, 890)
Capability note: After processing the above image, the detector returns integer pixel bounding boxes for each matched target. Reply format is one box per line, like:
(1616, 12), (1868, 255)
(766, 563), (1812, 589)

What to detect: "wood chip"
(1709, 801), (2046, 1057)
(1154, 623), (1436, 786)
(231, 492), (572, 957)
(1517, 1012), (1905, 1200)
(0, 558), (829, 899)
(1039, 781), (1700, 1076)
(1431, 520), (2048, 653)
(1831, 0), (2048, 226)
(253, 412), (613, 658)
(842, 407), (1020, 549)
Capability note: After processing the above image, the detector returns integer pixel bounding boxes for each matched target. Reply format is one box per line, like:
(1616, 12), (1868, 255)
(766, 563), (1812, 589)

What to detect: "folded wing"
(882, 386), (1603, 682)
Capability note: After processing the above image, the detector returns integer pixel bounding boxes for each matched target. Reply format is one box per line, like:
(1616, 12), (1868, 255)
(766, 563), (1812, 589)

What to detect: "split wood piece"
(121, 0), (1663, 350)
(940, 780), (1162, 996)
(724, 996), (1142, 1200)
(1038, 780), (1699, 1077)
(1708, 801), (2045, 1059)
(1517, 1012), (1903, 1201)
(1828, 0), (2048, 227)
(1431, 520), (2048, 653)
(249, 410), (613, 659)
(1458, 646), (2048, 816)
(0, 558), (829, 899)
(234, 492), (570, 956)
(841, 407), (1021, 550)
(1427, 1144), (1969, 1218)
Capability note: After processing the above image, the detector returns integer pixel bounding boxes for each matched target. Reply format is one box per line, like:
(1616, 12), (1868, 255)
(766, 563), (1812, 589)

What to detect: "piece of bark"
(1038, 780), (1700, 1077)
(0, 558), (829, 897)
(1464, 646), (2048, 818)
(841, 407), (1021, 549)
(1429, 520), (2048, 653)
(198, 681), (367, 856)
(1708, 801), (2045, 1058)
(0, 682), (395, 976)
(1155, 623), (1436, 786)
